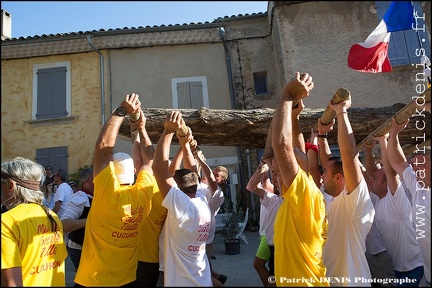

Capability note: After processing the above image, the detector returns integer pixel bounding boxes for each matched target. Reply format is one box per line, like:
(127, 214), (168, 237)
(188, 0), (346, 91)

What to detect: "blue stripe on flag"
(383, 1), (415, 32)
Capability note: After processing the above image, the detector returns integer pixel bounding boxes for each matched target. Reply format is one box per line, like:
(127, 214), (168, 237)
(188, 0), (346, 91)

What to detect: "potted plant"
(221, 201), (245, 255)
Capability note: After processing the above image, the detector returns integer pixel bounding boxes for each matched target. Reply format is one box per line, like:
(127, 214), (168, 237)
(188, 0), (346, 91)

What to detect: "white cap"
(113, 152), (134, 184)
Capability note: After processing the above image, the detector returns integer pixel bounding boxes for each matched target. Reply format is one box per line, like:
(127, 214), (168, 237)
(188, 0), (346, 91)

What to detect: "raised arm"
(272, 72), (314, 189)
(317, 118), (334, 168)
(131, 129), (143, 173)
(246, 163), (271, 200)
(195, 150), (218, 194)
(177, 127), (198, 174)
(363, 140), (379, 179)
(387, 117), (410, 178)
(152, 111), (183, 198)
(292, 100), (306, 154)
(93, 93), (140, 177)
(362, 140), (378, 191)
(169, 147), (183, 176)
(375, 133), (399, 195)
(329, 98), (362, 193)
(306, 128), (321, 187)
(130, 109), (155, 174)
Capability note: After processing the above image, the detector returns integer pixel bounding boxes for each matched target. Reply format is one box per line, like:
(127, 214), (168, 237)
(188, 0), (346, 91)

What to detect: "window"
(171, 76), (209, 109)
(253, 72), (268, 95)
(375, 1), (431, 66)
(36, 146), (69, 174)
(32, 61), (71, 120)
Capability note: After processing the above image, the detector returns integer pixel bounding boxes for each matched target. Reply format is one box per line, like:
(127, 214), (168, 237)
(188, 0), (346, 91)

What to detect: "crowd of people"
(1, 73), (430, 287)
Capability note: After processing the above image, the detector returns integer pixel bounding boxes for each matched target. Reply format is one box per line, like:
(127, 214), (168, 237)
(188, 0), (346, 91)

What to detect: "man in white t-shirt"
(370, 134), (424, 285)
(194, 150), (227, 286)
(152, 111), (212, 287)
(318, 97), (375, 287)
(387, 113), (431, 287)
(52, 169), (73, 219)
(363, 140), (396, 287)
(247, 161), (283, 286)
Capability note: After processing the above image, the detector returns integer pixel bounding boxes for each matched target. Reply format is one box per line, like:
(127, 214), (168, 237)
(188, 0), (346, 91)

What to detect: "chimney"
(1, 9), (12, 40)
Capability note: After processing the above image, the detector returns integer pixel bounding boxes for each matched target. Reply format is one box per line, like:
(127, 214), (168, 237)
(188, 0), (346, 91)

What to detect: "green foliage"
(221, 199), (245, 240)
(68, 164), (92, 185)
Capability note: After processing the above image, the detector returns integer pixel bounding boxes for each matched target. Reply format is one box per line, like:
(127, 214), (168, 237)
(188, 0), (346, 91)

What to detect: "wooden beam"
(119, 104), (430, 149)
(357, 90), (431, 151)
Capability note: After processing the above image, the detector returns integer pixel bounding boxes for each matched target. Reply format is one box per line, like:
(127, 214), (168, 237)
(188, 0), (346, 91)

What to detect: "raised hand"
(282, 72), (314, 101)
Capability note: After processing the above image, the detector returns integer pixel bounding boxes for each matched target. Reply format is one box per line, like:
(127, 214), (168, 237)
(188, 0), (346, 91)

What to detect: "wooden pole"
(357, 89), (431, 151)
(320, 87), (351, 126)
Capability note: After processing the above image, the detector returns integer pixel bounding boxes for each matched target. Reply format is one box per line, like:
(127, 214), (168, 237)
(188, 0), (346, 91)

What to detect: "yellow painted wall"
(1, 52), (104, 174)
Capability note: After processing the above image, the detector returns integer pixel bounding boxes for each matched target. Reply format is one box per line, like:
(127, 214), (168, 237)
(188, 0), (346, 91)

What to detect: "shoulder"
(69, 191), (90, 204)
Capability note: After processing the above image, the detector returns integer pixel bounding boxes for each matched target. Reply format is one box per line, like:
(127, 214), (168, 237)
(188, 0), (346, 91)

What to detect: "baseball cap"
(113, 152), (134, 184)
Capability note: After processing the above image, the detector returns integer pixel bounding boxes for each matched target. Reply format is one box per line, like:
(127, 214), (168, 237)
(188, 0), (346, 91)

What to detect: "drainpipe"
(219, 27), (256, 222)
(245, 149), (256, 221)
(86, 35), (105, 125)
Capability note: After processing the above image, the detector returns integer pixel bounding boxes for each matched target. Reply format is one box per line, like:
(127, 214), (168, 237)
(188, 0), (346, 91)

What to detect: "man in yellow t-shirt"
(1, 157), (68, 287)
(270, 72), (328, 287)
(74, 93), (155, 287)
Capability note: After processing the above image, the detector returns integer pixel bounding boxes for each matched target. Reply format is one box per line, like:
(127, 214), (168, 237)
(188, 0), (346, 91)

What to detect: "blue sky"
(1, 1), (268, 38)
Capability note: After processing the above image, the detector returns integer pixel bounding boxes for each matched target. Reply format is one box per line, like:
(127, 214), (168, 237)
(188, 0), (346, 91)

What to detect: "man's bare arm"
(152, 111), (183, 198)
(93, 93), (141, 177)
(272, 72), (314, 189)
(387, 117), (410, 178)
(330, 99), (362, 193)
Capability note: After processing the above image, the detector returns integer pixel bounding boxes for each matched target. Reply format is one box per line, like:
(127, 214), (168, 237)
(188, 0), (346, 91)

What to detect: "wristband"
(317, 134), (327, 139)
(336, 111), (348, 117)
(305, 142), (319, 153)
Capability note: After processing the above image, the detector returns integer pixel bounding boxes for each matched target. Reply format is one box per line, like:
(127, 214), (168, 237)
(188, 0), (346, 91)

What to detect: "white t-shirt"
(323, 178), (375, 287)
(161, 186), (212, 287)
(365, 193), (387, 255)
(197, 182), (224, 244)
(260, 191), (283, 246)
(402, 166), (431, 282)
(53, 182), (73, 219)
(158, 223), (166, 272)
(61, 191), (92, 249)
(375, 182), (423, 271)
(258, 203), (267, 236)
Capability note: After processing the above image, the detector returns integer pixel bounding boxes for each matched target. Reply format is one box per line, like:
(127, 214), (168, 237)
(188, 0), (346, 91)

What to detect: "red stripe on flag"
(348, 42), (392, 73)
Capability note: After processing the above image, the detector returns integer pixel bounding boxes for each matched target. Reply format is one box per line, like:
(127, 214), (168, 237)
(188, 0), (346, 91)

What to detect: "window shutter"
(36, 68), (53, 119)
(36, 66), (68, 119)
(375, 1), (431, 66)
(190, 81), (204, 108)
(406, 1), (431, 64)
(51, 67), (68, 118)
(177, 82), (191, 108)
(36, 146), (69, 175)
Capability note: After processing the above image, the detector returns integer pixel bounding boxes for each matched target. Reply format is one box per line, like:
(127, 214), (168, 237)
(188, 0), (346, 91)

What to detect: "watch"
(114, 107), (126, 117)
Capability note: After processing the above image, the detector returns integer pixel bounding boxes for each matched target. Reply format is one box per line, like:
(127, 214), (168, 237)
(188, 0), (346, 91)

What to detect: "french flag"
(347, 1), (415, 73)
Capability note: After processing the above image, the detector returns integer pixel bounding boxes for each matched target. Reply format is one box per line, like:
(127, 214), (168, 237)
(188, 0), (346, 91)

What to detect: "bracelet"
(305, 142), (319, 153)
(336, 111), (348, 117)
(317, 134), (327, 139)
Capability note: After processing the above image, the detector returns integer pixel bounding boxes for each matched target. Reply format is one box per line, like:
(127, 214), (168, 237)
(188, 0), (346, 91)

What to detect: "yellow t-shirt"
(274, 169), (328, 287)
(1, 203), (67, 286)
(75, 163), (153, 286)
(137, 175), (167, 263)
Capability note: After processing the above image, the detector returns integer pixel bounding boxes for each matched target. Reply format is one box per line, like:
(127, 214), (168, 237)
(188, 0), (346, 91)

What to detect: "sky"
(1, 1), (268, 38)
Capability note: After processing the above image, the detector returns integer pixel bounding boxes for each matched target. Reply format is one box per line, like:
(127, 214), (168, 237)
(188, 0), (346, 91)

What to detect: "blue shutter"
(36, 66), (67, 119)
(36, 68), (53, 119)
(190, 81), (204, 108)
(375, 1), (431, 66)
(406, 1), (431, 64)
(36, 146), (69, 175)
(177, 82), (191, 108)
